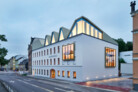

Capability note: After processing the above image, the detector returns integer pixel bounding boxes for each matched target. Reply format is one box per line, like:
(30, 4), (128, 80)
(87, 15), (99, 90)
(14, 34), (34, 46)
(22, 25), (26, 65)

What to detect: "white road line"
(55, 87), (68, 92)
(17, 79), (53, 92)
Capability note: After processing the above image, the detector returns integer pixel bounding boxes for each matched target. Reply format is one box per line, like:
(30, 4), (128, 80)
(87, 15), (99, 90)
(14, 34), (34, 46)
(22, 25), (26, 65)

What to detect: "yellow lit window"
(82, 20), (85, 33)
(52, 35), (55, 43)
(72, 26), (76, 36)
(99, 32), (102, 39)
(105, 47), (116, 68)
(62, 43), (75, 61)
(67, 71), (70, 78)
(95, 29), (98, 38)
(73, 71), (76, 78)
(58, 71), (60, 76)
(62, 71), (65, 77)
(59, 31), (64, 41)
(91, 26), (94, 36)
(86, 23), (90, 35)
(46, 39), (49, 46)
(77, 20), (83, 34)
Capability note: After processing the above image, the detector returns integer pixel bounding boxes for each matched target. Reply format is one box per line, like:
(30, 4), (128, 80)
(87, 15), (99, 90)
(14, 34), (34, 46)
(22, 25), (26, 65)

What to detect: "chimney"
(130, 1), (136, 13)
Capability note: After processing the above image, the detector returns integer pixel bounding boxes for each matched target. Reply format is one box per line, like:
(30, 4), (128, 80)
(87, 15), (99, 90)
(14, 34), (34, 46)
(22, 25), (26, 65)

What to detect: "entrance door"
(50, 69), (55, 78)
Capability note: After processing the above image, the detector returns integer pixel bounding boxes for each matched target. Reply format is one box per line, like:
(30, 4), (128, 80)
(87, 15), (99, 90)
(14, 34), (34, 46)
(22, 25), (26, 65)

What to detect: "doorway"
(50, 69), (55, 78)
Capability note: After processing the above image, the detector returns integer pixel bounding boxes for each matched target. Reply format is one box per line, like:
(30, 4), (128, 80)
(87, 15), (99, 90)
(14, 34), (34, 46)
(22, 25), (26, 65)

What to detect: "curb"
(0, 80), (17, 92)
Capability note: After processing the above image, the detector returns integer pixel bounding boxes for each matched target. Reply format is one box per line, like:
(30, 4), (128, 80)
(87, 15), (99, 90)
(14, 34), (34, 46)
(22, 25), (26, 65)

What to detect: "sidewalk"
(76, 77), (133, 92)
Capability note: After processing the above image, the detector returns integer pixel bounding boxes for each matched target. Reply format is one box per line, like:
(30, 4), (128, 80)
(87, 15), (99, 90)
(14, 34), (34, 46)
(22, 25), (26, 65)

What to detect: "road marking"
(9, 80), (14, 83)
(55, 87), (68, 92)
(17, 79), (53, 92)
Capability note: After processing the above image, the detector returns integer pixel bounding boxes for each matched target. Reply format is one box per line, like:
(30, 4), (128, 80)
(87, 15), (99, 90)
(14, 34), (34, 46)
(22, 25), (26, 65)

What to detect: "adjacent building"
(28, 37), (45, 74)
(8, 55), (27, 71)
(130, 1), (138, 91)
(19, 59), (28, 71)
(120, 51), (133, 75)
(32, 16), (118, 82)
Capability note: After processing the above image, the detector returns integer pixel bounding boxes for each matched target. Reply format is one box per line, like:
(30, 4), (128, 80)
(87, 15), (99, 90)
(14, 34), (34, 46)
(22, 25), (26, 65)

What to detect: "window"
(62, 71), (65, 77)
(44, 50), (46, 56)
(54, 47), (56, 54)
(35, 69), (36, 74)
(105, 47), (116, 68)
(67, 71), (70, 78)
(39, 60), (40, 65)
(41, 51), (43, 56)
(37, 52), (38, 57)
(50, 59), (52, 65)
(41, 60), (43, 65)
(58, 46), (60, 53)
(39, 69), (40, 74)
(37, 69), (38, 74)
(99, 32), (102, 39)
(50, 48), (52, 55)
(58, 58), (60, 65)
(54, 58), (56, 65)
(47, 70), (49, 75)
(39, 51), (40, 57)
(47, 59), (49, 65)
(44, 59), (46, 65)
(62, 43), (75, 61)
(37, 61), (38, 65)
(95, 29), (98, 38)
(86, 23), (90, 35)
(59, 30), (64, 41)
(58, 71), (60, 76)
(52, 35), (55, 43)
(73, 71), (76, 78)
(41, 69), (43, 75)
(44, 70), (46, 75)
(72, 25), (77, 36)
(47, 49), (49, 55)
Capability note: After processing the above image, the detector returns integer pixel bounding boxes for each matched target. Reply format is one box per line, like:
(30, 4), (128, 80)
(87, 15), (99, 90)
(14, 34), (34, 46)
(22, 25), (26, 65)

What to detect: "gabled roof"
(51, 31), (59, 43)
(44, 35), (51, 45)
(59, 27), (70, 40)
(68, 16), (117, 45)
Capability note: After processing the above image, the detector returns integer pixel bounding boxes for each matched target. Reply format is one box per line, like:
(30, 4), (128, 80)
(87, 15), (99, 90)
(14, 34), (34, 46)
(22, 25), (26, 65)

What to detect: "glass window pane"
(91, 26), (94, 36)
(77, 20), (83, 34)
(95, 29), (98, 38)
(86, 23), (90, 35)
(72, 25), (76, 36)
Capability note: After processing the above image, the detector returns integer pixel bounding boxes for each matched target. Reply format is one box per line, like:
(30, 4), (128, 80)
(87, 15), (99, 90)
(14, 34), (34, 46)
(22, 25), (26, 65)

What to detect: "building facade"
(32, 16), (118, 82)
(28, 37), (45, 74)
(130, 1), (138, 90)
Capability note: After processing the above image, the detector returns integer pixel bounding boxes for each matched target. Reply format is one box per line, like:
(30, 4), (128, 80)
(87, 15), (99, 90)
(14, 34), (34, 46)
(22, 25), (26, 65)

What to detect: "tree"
(0, 34), (8, 67)
(114, 38), (133, 52)
(114, 38), (127, 52)
(126, 41), (133, 51)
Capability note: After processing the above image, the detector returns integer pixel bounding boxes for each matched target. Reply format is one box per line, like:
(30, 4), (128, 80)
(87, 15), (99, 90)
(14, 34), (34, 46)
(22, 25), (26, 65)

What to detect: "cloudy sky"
(0, 0), (137, 59)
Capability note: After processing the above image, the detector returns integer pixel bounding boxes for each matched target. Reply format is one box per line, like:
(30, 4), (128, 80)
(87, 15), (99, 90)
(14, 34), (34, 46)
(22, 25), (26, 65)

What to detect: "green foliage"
(0, 34), (8, 66)
(114, 38), (133, 52)
(0, 35), (7, 42)
(126, 41), (133, 51)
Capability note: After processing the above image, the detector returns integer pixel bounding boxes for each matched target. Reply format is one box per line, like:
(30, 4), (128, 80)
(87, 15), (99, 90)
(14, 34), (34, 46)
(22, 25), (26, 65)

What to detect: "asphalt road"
(0, 72), (112, 92)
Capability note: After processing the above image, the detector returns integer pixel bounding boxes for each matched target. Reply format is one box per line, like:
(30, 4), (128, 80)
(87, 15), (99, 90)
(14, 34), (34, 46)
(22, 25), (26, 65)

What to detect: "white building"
(32, 16), (118, 82)
(120, 51), (133, 75)
(120, 51), (133, 63)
